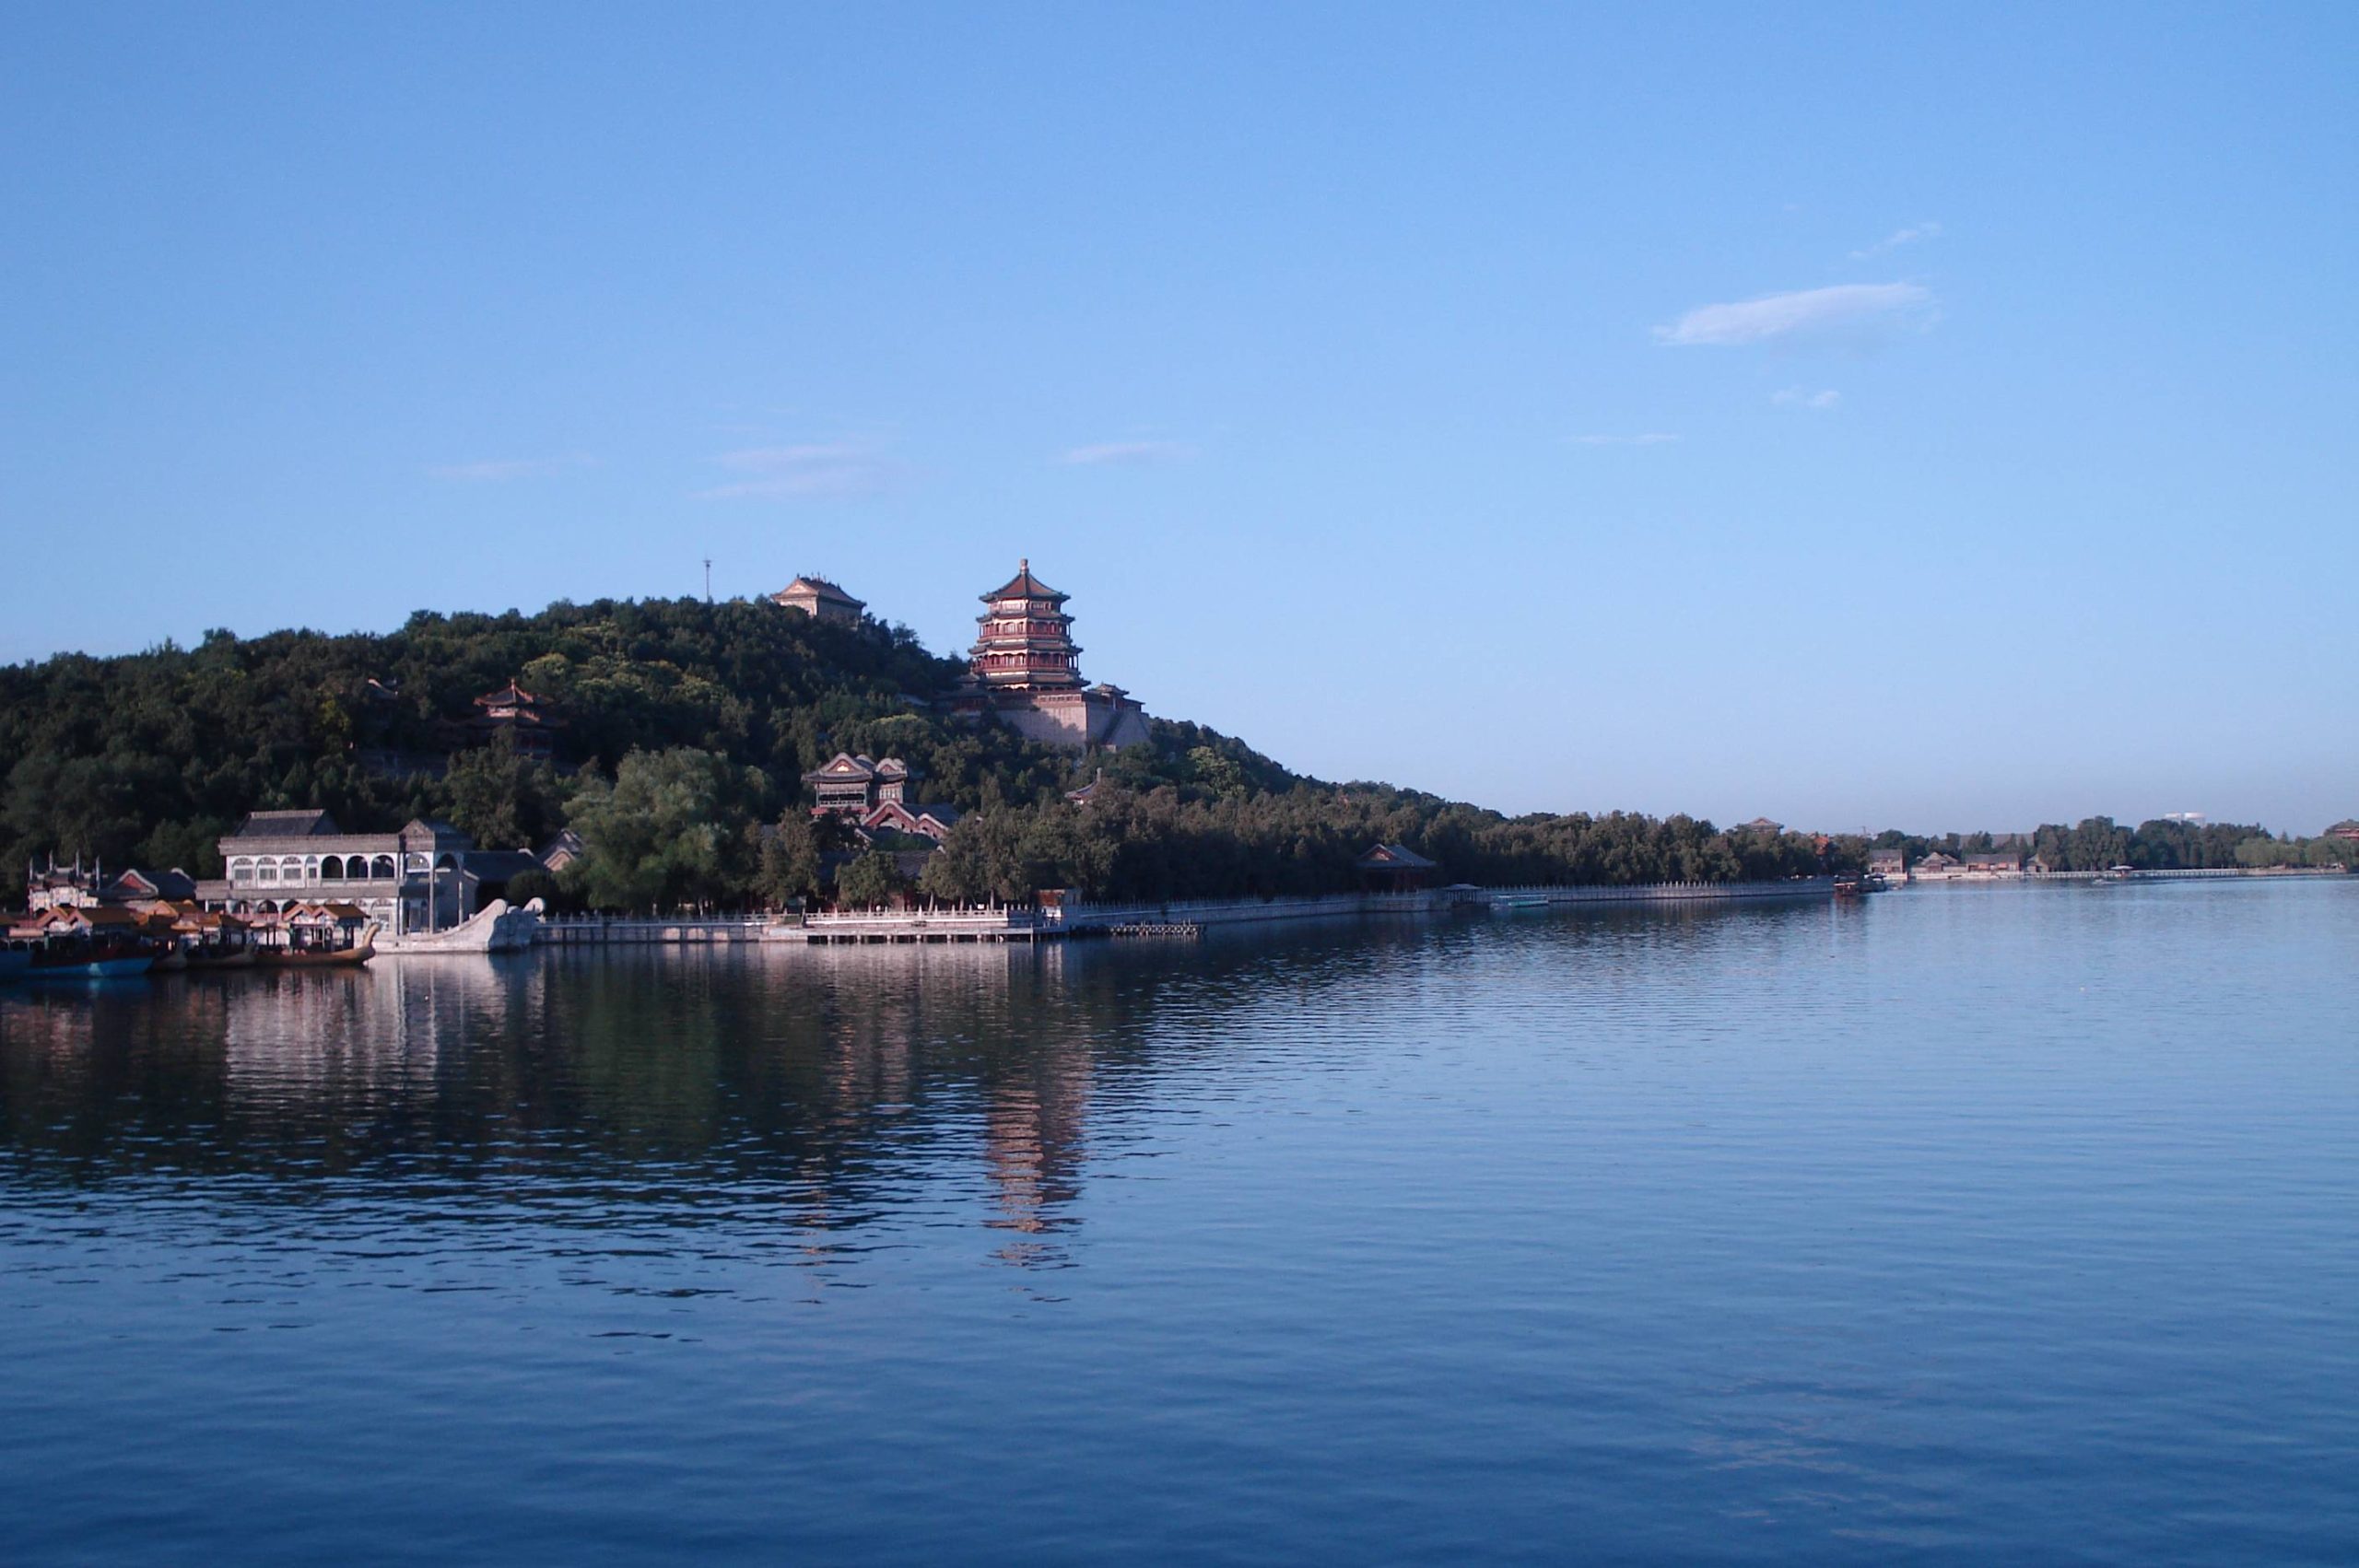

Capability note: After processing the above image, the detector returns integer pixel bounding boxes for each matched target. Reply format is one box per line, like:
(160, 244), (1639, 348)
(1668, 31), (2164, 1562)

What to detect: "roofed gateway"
(944, 560), (1148, 750)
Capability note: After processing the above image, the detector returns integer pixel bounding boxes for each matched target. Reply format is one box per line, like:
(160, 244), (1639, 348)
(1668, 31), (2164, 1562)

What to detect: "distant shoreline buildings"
(16, 809), (557, 948)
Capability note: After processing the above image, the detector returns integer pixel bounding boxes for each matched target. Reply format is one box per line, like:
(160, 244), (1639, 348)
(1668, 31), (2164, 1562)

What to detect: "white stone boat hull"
(374, 898), (543, 955)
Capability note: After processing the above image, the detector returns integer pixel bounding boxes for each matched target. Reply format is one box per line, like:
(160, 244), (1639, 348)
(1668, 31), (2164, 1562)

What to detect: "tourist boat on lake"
(24, 936), (158, 979)
(155, 907), (260, 971)
(8, 905), (168, 977)
(182, 944), (260, 970)
(156, 942), (260, 972)
(245, 902), (377, 967)
(258, 930), (375, 967)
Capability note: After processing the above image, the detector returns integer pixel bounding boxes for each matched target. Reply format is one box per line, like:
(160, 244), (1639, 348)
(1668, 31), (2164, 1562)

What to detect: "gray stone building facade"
(209, 810), (488, 935)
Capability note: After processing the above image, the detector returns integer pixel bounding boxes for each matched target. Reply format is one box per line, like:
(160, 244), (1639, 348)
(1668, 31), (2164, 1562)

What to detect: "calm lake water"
(3, 881), (2354, 1565)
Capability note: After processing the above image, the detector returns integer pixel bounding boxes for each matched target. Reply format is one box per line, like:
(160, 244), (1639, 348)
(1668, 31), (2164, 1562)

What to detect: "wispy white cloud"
(1060, 439), (1197, 466)
(1851, 220), (1943, 260)
(1567, 431), (1679, 447)
(1771, 387), (1841, 411)
(1656, 283), (1932, 346)
(429, 453), (599, 482)
(696, 440), (894, 500)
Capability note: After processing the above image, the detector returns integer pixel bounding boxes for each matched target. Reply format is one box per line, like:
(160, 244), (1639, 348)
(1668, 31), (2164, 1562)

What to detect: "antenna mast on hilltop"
(703, 557), (713, 603)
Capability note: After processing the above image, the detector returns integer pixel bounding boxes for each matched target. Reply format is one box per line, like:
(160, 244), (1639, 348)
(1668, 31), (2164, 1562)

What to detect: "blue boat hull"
(27, 955), (156, 980)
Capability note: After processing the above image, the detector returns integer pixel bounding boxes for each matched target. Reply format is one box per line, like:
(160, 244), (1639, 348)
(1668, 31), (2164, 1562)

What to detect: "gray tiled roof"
(779, 576), (863, 604)
(232, 809), (342, 838)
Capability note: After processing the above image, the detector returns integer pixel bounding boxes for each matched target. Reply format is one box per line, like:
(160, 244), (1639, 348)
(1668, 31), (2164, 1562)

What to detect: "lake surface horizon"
(5, 881), (2354, 1565)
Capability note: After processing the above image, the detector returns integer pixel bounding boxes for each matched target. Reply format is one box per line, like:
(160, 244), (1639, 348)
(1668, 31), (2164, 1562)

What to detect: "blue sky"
(5, 4), (2353, 832)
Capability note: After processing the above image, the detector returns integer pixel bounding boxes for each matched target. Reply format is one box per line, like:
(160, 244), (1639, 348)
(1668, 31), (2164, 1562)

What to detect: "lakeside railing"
(537, 912), (781, 944)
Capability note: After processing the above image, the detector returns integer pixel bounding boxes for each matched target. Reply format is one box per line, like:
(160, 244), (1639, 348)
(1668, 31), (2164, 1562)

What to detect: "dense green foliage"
(916, 786), (1830, 905)
(834, 848), (910, 909)
(557, 747), (770, 912)
(16, 592), (2332, 912)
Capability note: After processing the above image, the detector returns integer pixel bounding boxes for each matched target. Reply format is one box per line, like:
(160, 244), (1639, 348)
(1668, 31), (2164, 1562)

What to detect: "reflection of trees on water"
(0, 940), (1207, 1265)
(0, 902), (1818, 1265)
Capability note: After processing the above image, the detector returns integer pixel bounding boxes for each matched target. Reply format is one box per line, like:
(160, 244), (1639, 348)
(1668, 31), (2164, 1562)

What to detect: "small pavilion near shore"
(1356, 843), (1438, 892)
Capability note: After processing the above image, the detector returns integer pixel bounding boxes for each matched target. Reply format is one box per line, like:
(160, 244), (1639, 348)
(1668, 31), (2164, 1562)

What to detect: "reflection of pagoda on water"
(767, 942), (1099, 1266)
(980, 1029), (1093, 1263)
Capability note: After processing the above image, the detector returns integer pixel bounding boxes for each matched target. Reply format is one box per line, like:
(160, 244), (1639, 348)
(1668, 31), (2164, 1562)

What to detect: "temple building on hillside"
(772, 576), (866, 626)
(800, 753), (965, 843)
(944, 561), (1149, 751)
(469, 679), (562, 759)
(806, 753), (914, 816)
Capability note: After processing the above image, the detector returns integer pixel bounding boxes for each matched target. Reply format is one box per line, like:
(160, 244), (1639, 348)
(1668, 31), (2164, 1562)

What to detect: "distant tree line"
(1871, 817), (2356, 873)
(905, 784), (1833, 907)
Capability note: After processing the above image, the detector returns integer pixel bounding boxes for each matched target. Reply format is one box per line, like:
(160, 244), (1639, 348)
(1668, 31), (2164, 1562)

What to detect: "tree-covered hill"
(0, 595), (1048, 875)
(25, 591), (2251, 909)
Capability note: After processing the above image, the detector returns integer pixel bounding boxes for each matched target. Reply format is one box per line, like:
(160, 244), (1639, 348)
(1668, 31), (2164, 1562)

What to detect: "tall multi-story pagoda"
(969, 560), (1083, 689)
(945, 560), (1149, 750)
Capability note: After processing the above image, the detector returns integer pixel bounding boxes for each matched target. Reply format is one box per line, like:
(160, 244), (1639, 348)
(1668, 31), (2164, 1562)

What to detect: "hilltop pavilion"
(771, 576), (865, 626)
